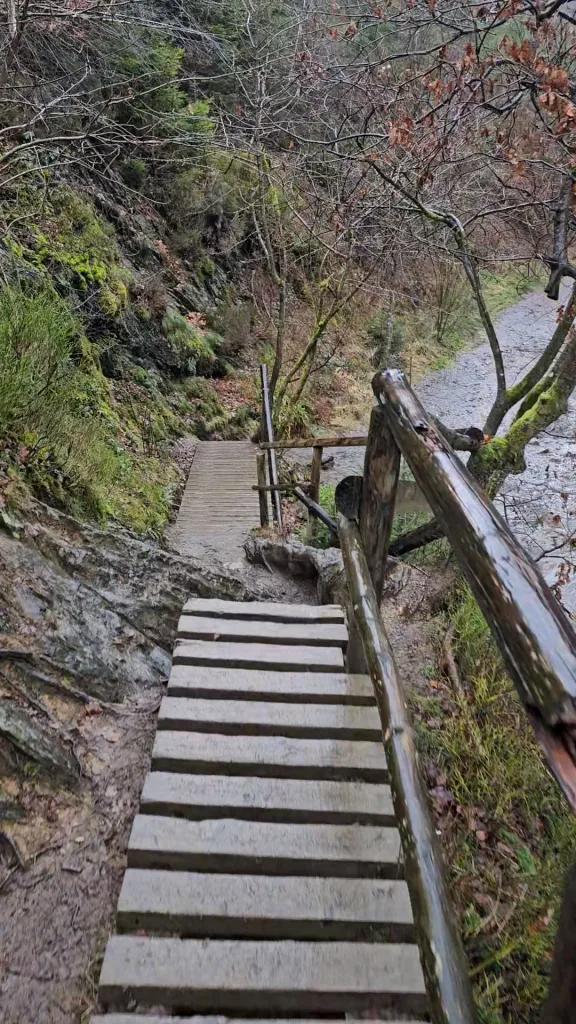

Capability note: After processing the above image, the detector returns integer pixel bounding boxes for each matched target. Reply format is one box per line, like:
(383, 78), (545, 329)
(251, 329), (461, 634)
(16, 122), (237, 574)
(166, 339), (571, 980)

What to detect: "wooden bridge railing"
(345, 368), (576, 1024)
(255, 366), (576, 1023)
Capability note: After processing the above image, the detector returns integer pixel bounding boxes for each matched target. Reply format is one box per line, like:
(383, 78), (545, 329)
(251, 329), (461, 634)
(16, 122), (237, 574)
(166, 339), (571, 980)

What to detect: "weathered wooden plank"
(98, 936), (426, 1013)
(183, 598), (345, 624)
(261, 435), (368, 449)
(117, 869), (414, 940)
(157, 697), (382, 740)
(375, 369), (576, 811)
(172, 642), (345, 673)
(339, 514), (475, 1024)
(140, 772), (395, 824)
(176, 616), (348, 650)
(167, 666), (374, 704)
(92, 1017), (423, 1024)
(256, 452), (269, 527)
(306, 445), (323, 541)
(152, 731), (387, 781)
(127, 815), (401, 877)
(360, 405), (401, 604)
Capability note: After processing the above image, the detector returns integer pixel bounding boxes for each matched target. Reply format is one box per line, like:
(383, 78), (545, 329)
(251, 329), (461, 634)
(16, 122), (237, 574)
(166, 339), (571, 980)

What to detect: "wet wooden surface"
(93, 598), (427, 1021)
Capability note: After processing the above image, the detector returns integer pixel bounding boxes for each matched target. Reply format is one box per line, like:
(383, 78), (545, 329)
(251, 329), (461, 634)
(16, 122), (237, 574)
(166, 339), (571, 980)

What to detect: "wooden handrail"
(339, 515), (477, 1024)
(372, 368), (576, 810)
(338, 367), (576, 1023)
(260, 435), (367, 449)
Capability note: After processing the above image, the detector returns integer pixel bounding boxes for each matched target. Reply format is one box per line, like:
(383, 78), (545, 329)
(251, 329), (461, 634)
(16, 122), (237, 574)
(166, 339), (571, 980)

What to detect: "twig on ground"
(441, 625), (465, 697)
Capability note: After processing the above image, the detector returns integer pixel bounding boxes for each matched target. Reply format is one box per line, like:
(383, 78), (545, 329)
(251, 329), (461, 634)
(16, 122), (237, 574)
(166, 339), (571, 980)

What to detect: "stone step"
(173, 641), (345, 673)
(176, 616), (348, 650)
(98, 937), (426, 1014)
(183, 599), (345, 623)
(117, 869), (414, 941)
(167, 667), (374, 705)
(127, 815), (401, 878)
(152, 731), (387, 782)
(157, 697), (382, 740)
(140, 772), (395, 825)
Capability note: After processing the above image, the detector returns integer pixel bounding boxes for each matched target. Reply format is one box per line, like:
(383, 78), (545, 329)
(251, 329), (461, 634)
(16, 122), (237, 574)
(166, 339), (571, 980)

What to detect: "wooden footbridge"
(92, 370), (576, 1024)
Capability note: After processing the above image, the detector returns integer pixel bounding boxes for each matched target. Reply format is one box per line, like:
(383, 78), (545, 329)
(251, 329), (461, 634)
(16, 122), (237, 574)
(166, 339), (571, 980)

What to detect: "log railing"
(341, 368), (576, 1024)
(254, 366), (576, 1022)
(368, 369), (576, 808)
(340, 515), (476, 1024)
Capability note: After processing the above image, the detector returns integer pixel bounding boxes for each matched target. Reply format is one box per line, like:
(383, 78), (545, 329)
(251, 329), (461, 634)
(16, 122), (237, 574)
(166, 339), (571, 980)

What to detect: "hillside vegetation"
(0, 0), (556, 534)
(4, 3), (576, 1022)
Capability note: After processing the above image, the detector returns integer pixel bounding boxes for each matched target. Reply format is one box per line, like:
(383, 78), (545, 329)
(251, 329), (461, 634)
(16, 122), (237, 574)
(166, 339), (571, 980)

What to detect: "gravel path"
(291, 283), (576, 607)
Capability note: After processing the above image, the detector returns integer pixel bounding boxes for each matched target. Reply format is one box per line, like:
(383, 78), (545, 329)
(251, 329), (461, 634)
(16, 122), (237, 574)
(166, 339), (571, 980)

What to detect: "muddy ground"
(0, 500), (313, 1024)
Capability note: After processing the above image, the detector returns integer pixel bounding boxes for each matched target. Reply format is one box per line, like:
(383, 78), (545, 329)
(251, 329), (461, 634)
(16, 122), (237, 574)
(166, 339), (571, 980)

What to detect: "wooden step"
(98, 936), (426, 1014)
(173, 641), (345, 672)
(140, 772), (395, 825)
(92, 1017), (424, 1024)
(152, 731), (388, 781)
(117, 869), (414, 941)
(127, 815), (402, 878)
(183, 598), (345, 623)
(177, 616), (348, 650)
(167, 666), (374, 704)
(157, 697), (382, 740)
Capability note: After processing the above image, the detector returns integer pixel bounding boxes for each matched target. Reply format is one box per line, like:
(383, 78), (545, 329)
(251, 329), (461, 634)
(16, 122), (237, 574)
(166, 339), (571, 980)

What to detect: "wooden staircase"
(91, 598), (426, 1022)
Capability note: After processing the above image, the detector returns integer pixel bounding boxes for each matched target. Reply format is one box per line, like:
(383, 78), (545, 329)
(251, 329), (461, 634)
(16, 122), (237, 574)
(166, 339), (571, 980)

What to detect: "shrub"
(120, 158), (148, 189)
(162, 307), (215, 374)
(0, 285), (120, 517)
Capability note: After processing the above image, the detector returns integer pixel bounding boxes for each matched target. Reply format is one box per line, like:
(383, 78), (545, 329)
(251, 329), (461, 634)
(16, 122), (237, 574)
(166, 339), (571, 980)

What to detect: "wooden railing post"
(359, 404), (401, 603)
(306, 445), (323, 541)
(260, 364), (282, 529)
(256, 452), (269, 528)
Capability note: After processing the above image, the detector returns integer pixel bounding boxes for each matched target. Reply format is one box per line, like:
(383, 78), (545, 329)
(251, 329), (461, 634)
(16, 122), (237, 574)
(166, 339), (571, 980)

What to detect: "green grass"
(391, 509), (450, 566)
(0, 284), (179, 535)
(293, 482), (337, 549)
(412, 582), (576, 1022)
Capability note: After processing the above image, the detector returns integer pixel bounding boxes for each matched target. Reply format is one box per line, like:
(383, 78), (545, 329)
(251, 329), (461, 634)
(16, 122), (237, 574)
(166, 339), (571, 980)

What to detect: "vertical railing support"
(260, 363), (283, 529)
(347, 404), (400, 672)
(359, 403), (401, 603)
(306, 445), (323, 541)
(256, 452), (269, 528)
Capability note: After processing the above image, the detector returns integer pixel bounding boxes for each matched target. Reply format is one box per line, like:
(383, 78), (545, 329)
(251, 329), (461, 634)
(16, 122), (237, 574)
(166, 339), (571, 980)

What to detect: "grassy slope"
(312, 497), (573, 1021)
(413, 583), (576, 1023)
